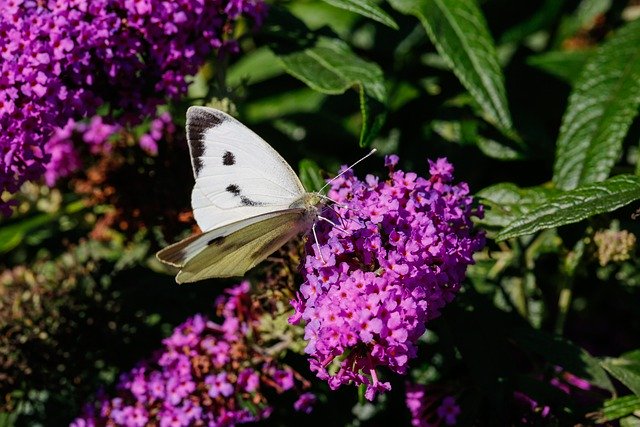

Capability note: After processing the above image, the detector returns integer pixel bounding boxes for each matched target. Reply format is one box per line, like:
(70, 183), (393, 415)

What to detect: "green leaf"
(244, 88), (326, 122)
(499, 0), (567, 45)
(621, 414), (640, 427)
(227, 47), (284, 87)
(553, 19), (640, 190)
(511, 327), (615, 393)
(495, 175), (640, 241)
(299, 159), (325, 192)
(477, 183), (559, 228)
(527, 50), (593, 84)
(600, 395), (640, 422)
(602, 354), (640, 397)
(388, 0), (513, 134)
(266, 9), (387, 146)
(320, 0), (399, 29)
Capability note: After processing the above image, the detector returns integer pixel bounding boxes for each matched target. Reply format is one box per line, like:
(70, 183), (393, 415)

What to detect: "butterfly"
(156, 106), (325, 283)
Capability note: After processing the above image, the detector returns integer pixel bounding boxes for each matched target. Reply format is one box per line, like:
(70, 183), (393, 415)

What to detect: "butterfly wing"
(186, 106), (306, 232)
(157, 208), (311, 283)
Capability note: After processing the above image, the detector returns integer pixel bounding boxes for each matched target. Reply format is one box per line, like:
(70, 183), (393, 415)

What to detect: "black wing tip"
(186, 106), (230, 127)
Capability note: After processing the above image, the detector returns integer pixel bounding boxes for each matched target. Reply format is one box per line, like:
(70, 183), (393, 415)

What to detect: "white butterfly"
(156, 106), (324, 283)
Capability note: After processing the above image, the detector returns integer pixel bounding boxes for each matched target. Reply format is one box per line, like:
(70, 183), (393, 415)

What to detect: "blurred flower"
(593, 228), (636, 266)
(0, 0), (267, 215)
(291, 156), (484, 400)
(293, 392), (317, 414)
(72, 282), (312, 426)
(406, 383), (460, 426)
(138, 112), (176, 155)
(43, 120), (83, 187)
(514, 369), (606, 424)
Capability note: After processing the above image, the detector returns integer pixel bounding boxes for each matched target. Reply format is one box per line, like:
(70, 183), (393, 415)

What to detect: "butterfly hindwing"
(160, 209), (309, 283)
(186, 106), (306, 232)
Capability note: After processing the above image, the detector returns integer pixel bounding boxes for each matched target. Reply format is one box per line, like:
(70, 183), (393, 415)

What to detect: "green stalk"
(554, 239), (585, 335)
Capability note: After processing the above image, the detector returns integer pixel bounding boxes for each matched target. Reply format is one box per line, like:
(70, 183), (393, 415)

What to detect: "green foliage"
(553, 19), (640, 190)
(4, 0), (640, 425)
(389, 0), (513, 135)
(264, 8), (387, 146)
(495, 175), (640, 240)
(320, 0), (399, 29)
(602, 350), (640, 397)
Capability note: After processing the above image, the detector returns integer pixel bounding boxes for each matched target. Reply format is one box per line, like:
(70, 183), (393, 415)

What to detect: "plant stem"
(554, 239), (585, 335)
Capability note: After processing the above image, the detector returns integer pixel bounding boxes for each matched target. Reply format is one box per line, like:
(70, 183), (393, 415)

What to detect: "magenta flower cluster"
(43, 116), (121, 186)
(71, 282), (313, 427)
(0, 0), (266, 215)
(290, 156), (484, 400)
(405, 384), (460, 426)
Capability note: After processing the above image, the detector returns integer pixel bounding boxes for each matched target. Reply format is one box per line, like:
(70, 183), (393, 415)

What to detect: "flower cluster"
(71, 282), (314, 426)
(291, 156), (484, 400)
(405, 384), (460, 426)
(593, 228), (636, 266)
(0, 0), (266, 215)
(43, 116), (120, 186)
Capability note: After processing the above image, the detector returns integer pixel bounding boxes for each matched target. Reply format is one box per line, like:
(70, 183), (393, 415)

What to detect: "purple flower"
(293, 392), (317, 414)
(42, 120), (82, 186)
(0, 0), (267, 215)
(71, 282), (310, 426)
(437, 397), (461, 425)
(292, 157), (484, 400)
(205, 372), (234, 398)
(406, 384), (461, 427)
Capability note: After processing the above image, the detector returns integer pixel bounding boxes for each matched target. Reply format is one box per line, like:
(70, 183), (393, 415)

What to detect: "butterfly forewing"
(173, 209), (310, 283)
(186, 107), (306, 232)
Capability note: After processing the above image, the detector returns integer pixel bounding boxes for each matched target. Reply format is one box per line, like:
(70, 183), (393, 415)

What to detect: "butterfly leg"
(318, 215), (348, 234)
(311, 221), (326, 264)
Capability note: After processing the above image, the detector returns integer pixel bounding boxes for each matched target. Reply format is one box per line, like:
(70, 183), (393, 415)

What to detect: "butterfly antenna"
(318, 149), (377, 194)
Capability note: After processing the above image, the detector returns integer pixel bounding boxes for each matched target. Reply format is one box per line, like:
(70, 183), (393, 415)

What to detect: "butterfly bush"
(290, 156), (484, 400)
(0, 0), (266, 215)
(406, 384), (460, 427)
(71, 282), (313, 427)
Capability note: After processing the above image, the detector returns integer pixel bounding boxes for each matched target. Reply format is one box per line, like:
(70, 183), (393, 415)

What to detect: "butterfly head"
(290, 192), (323, 213)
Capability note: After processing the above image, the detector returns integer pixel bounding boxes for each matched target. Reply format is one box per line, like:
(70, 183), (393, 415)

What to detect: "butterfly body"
(157, 107), (323, 283)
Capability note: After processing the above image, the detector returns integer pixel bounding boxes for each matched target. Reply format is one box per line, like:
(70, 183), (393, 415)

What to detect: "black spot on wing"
(223, 151), (235, 166)
(241, 196), (263, 207)
(226, 184), (241, 195)
(186, 107), (225, 175)
(225, 183), (264, 206)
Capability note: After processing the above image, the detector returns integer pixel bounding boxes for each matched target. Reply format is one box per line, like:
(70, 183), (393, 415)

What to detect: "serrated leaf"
(496, 175), (640, 241)
(320, 0), (399, 29)
(477, 183), (559, 228)
(512, 327), (615, 393)
(267, 15), (387, 147)
(388, 0), (513, 134)
(600, 396), (640, 422)
(553, 19), (640, 190)
(527, 50), (592, 84)
(602, 355), (640, 397)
